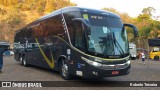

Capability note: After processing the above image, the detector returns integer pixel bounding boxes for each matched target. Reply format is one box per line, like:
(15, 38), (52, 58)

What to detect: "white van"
(129, 43), (137, 60)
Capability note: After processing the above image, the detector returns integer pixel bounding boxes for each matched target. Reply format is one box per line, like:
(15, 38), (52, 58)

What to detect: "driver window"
(73, 22), (84, 49)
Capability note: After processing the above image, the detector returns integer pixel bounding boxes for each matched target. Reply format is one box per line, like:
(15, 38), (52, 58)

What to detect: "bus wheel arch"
(58, 56), (67, 71)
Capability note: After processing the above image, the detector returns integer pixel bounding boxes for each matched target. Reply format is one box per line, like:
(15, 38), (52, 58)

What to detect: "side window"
(26, 28), (33, 38)
(46, 15), (63, 37)
(30, 15), (63, 38)
(18, 30), (25, 41)
(32, 22), (46, 38)
(73, 21), (84, 49)
(64, 11), (82, 43)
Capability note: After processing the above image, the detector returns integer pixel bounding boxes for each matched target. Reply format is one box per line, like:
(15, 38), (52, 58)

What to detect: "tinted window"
(46, 15), (63, 36)
(73, 21), (84, 49)
(64, 11), (82, 43)
(31, 15), (63, 38)
(26, 28), (33, 38)
(107, 17), (123, 28)
(83, 14), (123, 28)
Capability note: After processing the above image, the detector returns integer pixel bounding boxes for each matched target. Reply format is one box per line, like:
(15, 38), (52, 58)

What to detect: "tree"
(142, 7), (155, 17)
(102, 8), (119, 14)
(135, 7), (160, 49)
(0, 0), (76, 43)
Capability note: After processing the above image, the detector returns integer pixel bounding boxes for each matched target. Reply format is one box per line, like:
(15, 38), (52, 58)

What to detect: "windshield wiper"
(98, 32), (125, 57)
(112, 32), (125, 55)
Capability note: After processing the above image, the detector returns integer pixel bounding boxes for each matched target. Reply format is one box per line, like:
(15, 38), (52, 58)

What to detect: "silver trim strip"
(100, 61), (130, 70)
(61, 11), (73, 47)
(82, 56), (130, 70)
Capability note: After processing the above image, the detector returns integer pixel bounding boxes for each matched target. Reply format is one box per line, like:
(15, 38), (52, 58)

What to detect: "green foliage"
(102, 8), (119, 14)
(140, 26), (151, 37)
(155, 21), (160, 30)
(142, 7), (155, 17)
(137, 14), (151, 22)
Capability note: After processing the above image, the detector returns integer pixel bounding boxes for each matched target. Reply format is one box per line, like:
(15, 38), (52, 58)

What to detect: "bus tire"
(19, 55), (23, 66)
(23, 56), (29, 67)
(60, 59), (72, 80)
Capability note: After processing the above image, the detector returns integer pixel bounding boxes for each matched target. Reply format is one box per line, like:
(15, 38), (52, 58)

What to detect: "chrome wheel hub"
(62, 61), (68, 77)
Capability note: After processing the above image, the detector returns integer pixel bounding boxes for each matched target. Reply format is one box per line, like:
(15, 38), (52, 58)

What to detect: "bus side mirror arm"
(124, 24), (138, 37)
(72, 18), (91, 35)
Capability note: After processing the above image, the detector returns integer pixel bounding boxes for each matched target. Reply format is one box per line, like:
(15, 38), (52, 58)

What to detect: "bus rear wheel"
(19, 56), (23, 66)
(60, 59), (72, 80)
(23, 56), (29, 67)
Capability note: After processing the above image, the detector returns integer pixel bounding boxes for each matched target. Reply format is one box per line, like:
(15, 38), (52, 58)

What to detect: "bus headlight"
(81, 56), (102, 67)
(126, 60), (131, 65)
(92, 62), (102, 67)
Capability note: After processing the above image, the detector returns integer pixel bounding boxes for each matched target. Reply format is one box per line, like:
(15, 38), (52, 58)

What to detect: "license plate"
(112, 71), (119, 75)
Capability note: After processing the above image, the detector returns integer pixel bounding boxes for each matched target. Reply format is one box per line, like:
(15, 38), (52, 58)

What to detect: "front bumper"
(81, 64), (130, 78)
(69, 56), (131, 79)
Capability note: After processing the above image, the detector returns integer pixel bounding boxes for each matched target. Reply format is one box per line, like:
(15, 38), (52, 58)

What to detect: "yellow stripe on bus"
(35, 38), (54, 68)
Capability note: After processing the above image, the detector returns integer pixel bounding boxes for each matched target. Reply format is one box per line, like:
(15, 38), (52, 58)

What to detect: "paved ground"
(0, 56), (160, 90)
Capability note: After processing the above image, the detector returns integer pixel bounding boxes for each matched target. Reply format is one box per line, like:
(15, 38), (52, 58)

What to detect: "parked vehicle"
(0, 41), (10, 50)
(3, 50), (14, 56)
(149, 47), (160, 60)
(129, 43), (137, 60)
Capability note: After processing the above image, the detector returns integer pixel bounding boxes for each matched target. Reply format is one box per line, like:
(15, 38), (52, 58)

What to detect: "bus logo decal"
(78, 63), (81, 68)
(35, 39), (54, 68)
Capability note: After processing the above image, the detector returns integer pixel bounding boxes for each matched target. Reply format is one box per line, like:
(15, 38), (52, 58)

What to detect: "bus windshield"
(83, 14), (129, 57)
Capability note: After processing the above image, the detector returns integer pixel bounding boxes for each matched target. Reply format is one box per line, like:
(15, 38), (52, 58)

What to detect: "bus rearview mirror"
(124, 24), (138, 37)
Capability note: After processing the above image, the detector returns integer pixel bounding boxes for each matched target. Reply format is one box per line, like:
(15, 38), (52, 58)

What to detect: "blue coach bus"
(14, 7), (138, 80)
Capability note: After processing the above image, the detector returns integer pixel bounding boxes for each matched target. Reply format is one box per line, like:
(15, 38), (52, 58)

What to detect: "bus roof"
(40, 6), (120, 19)
(16, 6), (120, 32)
(38, 6), (120, 21)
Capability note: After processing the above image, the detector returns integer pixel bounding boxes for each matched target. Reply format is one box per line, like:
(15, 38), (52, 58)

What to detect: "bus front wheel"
(60, 59), (72, 80)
